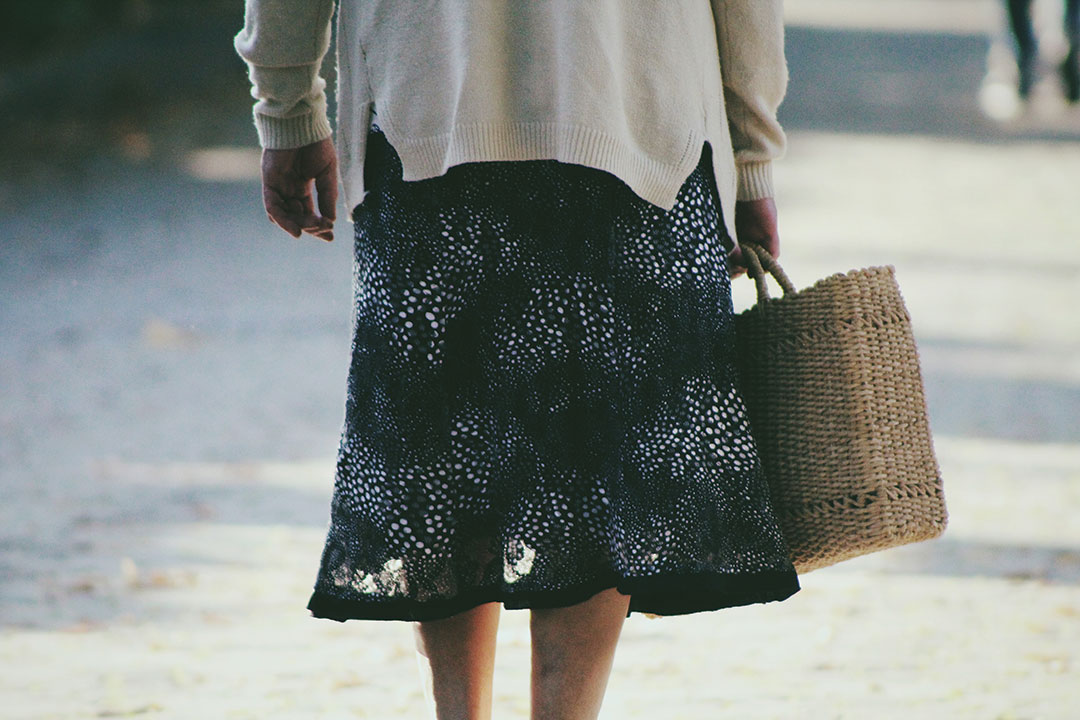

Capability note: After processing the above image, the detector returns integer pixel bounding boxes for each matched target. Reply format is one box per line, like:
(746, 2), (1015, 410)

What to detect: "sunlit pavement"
(2, 1), (1079, 718)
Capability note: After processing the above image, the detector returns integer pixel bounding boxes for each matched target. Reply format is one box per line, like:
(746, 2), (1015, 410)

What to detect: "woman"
(236, 2), (799, 718)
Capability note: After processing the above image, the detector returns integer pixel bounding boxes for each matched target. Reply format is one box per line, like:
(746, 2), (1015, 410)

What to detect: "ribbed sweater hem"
(337, 110), (762, 245)
(382, 121), (705, 213)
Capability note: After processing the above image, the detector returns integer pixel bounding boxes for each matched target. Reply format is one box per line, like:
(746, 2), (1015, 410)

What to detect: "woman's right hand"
(727, 197), (780, 278)
(261, 137), (339, 242)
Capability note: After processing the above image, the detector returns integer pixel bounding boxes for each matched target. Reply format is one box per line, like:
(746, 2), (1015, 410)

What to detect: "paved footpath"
(2, 2), (1079, 717)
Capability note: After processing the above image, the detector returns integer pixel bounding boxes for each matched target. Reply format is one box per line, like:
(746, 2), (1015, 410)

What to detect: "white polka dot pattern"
(307, 124), (799, 622)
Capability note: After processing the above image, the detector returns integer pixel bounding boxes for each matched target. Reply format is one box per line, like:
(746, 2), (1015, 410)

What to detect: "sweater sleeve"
(710, 0), (788, 201)
(234, 0), (337, 149)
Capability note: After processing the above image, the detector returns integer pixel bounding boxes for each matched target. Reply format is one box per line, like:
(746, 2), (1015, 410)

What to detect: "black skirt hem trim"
(306, 569), (800, 622)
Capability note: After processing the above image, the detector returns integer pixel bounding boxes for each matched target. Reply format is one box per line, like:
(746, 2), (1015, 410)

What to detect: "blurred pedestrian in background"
(1005, 0), (1080, 100)
(236, 1), (799, 718)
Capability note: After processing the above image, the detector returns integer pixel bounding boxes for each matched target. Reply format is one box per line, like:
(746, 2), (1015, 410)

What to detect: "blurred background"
(1, 0), (1078, 717)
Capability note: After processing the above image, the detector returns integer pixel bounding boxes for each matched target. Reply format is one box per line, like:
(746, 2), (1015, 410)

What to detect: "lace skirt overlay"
(307, 124), (799, 622)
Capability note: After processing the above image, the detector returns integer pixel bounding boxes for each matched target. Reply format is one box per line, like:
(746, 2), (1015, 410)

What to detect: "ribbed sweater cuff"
(254, 110), (334, 150)
(736, 162), (775, 201)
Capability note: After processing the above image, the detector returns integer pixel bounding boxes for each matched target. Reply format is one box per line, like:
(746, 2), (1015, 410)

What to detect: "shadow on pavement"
(849, 537), (1080, 585)
(782, 25), (1080, 141)
(924, 370), (1080, 443)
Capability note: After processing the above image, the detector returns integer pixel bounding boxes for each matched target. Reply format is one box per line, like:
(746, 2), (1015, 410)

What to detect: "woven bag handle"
(740, 242), (797, 302)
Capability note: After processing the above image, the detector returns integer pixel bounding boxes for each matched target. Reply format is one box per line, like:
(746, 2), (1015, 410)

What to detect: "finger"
(289, 177), (316, 218)
(266, 204), (303, 238)
(726, 246), (750, 278)
(745, 230), (779, 259)
(299, 214), (335, 242)
(304, 226), (334, 242)
(262, 183), (287, 214)
(299, 214), (333, 231)
(741, 233), (780, 262)
(285, 196), (308, 218)
(263, 185), (302, 225)
(301, 217), (334, 239)
(315, 168), (338, 222)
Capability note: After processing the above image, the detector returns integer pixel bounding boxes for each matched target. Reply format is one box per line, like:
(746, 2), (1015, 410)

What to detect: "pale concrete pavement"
(2, 2), (1079, 718)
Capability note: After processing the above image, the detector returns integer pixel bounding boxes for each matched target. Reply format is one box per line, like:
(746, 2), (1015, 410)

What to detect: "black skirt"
(307, 123), (799, 622)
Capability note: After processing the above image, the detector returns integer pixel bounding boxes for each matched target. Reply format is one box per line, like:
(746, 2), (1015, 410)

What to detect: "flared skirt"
(307, 123), (799, 622)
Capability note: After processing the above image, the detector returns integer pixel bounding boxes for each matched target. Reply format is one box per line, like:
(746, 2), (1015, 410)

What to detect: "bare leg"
(1006, 0), (1037, 54)
(1063, 0), (1080, 100)
(1006, 0), (1038, 95)
(529, 586), (632, 720)
(413, 601), (502, 720)
(1067, 0), (1080, 50)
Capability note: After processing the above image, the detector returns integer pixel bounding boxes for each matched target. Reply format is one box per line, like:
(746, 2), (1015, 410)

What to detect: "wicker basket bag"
(734, 243), (948, 573)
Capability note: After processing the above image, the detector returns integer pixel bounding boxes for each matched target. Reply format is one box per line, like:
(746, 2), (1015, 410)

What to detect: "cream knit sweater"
(235, 1), (788, 242)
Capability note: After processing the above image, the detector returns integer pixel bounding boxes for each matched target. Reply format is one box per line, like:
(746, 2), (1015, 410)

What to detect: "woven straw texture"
(733, 244), (947, 573)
